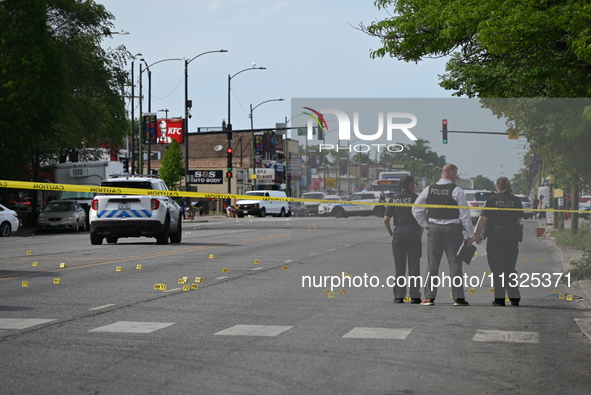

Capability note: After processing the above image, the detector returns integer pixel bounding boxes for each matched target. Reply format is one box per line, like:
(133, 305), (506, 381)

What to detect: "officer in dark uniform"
(384, 176), (422, 304)
(474, 176), (524, 306)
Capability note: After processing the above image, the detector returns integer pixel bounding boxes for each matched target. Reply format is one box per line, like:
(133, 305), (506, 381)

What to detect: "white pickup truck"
(89, 176), (182, 245)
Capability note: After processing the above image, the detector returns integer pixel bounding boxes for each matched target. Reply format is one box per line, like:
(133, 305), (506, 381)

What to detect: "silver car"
(37, 199), (87, 232)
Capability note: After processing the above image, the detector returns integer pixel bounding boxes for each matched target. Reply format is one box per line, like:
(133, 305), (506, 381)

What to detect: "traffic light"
(226, 147), (233, 178)
(122, 159), (129, 173)
(442, 119), (448, 144)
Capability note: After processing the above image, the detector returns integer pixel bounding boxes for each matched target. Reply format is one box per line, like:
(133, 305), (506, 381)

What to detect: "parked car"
(465, 190), (495, 224)
(301, 192), (326, 215)
(329, 191), (383, 218)
(289, 201), (308, 217)
(0, 203), (20, 237)
(235, 190), (289, 217)
(37, 199), (87, 232)
(579, 195), (590, 219)
(515, 194), (534, 219)
(317, 195), (343, 216)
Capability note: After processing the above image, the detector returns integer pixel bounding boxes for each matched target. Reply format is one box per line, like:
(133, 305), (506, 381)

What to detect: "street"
(1, 216), (590, 394)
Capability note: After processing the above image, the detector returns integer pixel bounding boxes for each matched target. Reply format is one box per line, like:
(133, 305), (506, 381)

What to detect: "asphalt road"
(1, 217), (590, 394)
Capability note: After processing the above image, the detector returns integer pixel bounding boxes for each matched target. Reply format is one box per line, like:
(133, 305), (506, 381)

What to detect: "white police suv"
(89, 176), (182, 245)
(328, 191), (383, 218)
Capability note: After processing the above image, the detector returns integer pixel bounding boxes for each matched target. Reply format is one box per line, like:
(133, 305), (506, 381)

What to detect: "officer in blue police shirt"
(384, 176), (422, 304)
(474, 176), (524, 306)
(412, 164), (474, 306)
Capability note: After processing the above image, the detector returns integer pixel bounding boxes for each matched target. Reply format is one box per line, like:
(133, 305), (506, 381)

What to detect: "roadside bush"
(563, 249), (591, 283)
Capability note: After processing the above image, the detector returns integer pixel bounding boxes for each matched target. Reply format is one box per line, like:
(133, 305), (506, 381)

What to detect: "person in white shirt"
(412, 164), (474, 306)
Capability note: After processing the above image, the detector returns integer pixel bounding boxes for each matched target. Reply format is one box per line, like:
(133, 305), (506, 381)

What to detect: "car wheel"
(90, 231), (103, 245)
(170, 215), (182, 244)
(237, 213), (244, 218)
(156, 216), (170, 245)
(279, 208), (286, 217)
(0, 221), (11, 237)
(333, 207), (345, 218)
(106, 236), (118, 244)
(259, 208), (266, 218)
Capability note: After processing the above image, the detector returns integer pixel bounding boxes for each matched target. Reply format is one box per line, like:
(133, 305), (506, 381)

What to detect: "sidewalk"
(541, 218), (591, 305)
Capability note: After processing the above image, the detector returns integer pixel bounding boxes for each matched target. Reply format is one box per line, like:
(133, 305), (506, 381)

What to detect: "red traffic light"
(227, 148), (233, 155)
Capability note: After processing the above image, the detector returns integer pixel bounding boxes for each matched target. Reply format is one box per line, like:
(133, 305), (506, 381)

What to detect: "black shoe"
(453, 298), (469, 306)
(510, 298), (520, 306)
(411, 298), (422, 304)
(492, 299), (506, 306)
(393, 298), (404, 303)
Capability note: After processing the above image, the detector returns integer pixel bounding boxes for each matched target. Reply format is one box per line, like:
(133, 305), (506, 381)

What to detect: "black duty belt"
(494, 225), (516, 229)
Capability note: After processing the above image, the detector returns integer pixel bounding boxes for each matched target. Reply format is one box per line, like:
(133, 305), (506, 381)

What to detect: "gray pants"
(487, 227), (521, 300)
(425, 223), (465, 300)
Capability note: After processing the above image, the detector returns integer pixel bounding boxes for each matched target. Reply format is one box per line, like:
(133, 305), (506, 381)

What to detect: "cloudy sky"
(98, 0), (527, 180)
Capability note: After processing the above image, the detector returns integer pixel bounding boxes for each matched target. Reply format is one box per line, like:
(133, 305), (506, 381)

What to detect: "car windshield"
(519, 196), (531, 202)
(246, 192), (266, 197)
(466, 192), (494, 201)
(303, 193), (324, 200)
(44, 202), (74, 212)
(101, 181), (153, 190)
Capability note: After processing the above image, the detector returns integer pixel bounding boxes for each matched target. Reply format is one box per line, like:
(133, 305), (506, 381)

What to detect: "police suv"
(328, 191), (383, 218)
(89, 176), (182, 245)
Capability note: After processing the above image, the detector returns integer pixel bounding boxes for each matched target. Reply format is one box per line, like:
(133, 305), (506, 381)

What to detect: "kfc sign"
(157, 118), (184, 144)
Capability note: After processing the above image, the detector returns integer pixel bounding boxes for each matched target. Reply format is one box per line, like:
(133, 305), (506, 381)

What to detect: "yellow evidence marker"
(22, 281), (29, 287)
(553, 289), (560, 294)
(323, 289), (329, 295)
(403, 295), (411, 302)
(60, 262), (67, 268)
(488, 288), (495, 294)
(469, 288), (477, 294)
(327, 292), (335, 298)
(27, 251), (32, 255)
(154, 284), (162, 290)
(209, 254), (215, 259)
(221, 268), (228, 273)
(191, 284), (199, 290)
(178, 278), (186, 284)
(53, 278), (61, 284)
(254, 260), (260, 264)
(566, 294), (574, 301)
(282, 266), (288, 270)
(484, 270), (491, 275)
(194, 277), (202, 283)
(32, 262), (39, 267)
(116, 267), (122, 272)
(183, 285), (190, 292)
(340, 289), (347, 295)
(136, 264), (143, 270)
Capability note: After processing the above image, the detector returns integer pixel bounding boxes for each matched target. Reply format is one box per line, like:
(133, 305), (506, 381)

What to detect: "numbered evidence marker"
(282, 266), (288, 270)
(116, 267), (122, 272)
(22, 281), (29, 288)
(484, 270), (491, 275)
(221, 268), (228, 273)
(488, 288), (495, 294)
(327, 292), (335, 298)
(403, 295), (411, 302)
(194, 277), (202, 283)
(469, 288), (477, 294)
(323, 289), (329, 295)
(191, 283), (199, 290)
(154, 283), (167, 291)
(27, 251), (32, 255)
(60, 262), (67, 268)
(340, 289), (347, 295)
(553, 289), (560, 294)
(32, 262), (39, 267)
(254, 260), (260, 265)
(183, 285), (190, 292)
(209, 254), (215, 259)
(54, 278), (61, 284)
(136, 264), (143, 270)
(566, 294), (574, 301)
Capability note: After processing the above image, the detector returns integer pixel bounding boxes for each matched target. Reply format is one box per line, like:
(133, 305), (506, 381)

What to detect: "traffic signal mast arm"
(441, 119), (522, 143)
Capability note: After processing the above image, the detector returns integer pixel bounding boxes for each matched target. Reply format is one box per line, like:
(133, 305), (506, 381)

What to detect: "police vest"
(483, 192), (523, 226)
(391, 191), (418, 226)
(426, 183), (459, 219)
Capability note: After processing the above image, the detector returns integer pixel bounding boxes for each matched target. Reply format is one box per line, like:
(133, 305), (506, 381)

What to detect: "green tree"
(473, 175), (494, 191)
(160, 140), (184, 190)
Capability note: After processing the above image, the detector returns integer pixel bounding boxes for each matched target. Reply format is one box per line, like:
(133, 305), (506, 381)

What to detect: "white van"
(235, 190), (289, 217)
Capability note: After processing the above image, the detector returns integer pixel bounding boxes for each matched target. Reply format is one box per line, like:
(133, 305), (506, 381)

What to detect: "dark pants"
(487, 227), (520, 300)
(425, 224), (465, 300)
(391, 224), (422, 299)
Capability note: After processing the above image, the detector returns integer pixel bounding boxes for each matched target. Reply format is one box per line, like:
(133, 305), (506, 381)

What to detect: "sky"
(98, 0), (527, 181)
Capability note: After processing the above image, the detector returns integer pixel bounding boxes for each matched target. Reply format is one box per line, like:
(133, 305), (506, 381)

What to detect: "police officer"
(474, 177), (524, 306)
(412, 164), (474, 306)
(384, 176), (422, 304)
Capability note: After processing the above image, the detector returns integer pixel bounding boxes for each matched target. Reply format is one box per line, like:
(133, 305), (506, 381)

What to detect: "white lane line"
(343, 327), (413, 340)
(473, 329), (539, 343)
(251, 267), (263, 271)
(214, 324), (292, 337)
(89, 304), (116, 311)
(89, 321), (174, 333)
(216, 276), (228, 280)
(0, 318), (56, 330)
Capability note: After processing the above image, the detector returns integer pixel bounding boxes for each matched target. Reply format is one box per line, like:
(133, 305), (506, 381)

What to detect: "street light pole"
(184, 49), (227, 203)
(249, 98), (284, 190)
(227, 66), (266, 195)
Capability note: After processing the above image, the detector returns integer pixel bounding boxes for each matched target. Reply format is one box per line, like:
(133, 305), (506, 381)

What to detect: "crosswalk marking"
(214, 324), (292, 337)
(89, 321), (174, 333)
(0, 318), (56, 330)
(343, 327), (413, 339)
(473, 329), (539, 343)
